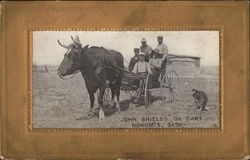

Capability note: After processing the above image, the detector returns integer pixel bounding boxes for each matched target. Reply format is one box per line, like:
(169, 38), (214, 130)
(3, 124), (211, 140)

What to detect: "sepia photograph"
(32, 31), (220, 128)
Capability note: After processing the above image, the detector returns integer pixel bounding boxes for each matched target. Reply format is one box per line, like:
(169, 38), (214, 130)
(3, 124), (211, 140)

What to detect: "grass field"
(32, 71), (220, 128)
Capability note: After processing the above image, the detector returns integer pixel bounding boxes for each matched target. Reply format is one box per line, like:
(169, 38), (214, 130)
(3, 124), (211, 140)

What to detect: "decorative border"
(27, 27), (223, 133)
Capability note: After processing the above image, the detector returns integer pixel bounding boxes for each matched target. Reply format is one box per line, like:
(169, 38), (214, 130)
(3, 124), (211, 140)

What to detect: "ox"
(57, 36), (124, 119)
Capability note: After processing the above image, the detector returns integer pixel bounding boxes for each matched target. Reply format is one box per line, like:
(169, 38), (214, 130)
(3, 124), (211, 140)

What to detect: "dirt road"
(32, 72), (220, 128)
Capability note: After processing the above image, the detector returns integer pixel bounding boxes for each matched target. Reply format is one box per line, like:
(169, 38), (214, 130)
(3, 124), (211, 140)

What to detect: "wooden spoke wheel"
(161, 71), (179, 103)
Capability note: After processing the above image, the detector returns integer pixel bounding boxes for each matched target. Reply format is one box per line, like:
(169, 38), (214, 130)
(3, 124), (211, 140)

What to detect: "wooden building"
(166, 54), (201, 78)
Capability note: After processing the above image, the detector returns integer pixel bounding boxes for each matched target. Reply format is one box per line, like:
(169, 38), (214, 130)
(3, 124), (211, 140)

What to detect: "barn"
(166, 54), (201, 78)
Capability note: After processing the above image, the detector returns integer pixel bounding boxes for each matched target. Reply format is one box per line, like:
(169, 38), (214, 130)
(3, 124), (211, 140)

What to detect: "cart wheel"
(144, 74), (151, 108)
(161, 71), (179, 103)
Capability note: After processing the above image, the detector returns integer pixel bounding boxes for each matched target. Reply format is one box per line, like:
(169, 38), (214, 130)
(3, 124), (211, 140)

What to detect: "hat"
(141, 38), (147, 42)
(157, 35), (163, 39)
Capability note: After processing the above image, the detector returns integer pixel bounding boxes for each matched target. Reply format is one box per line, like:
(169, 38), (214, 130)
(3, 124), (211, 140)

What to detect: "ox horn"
(76, 35), (80, 41)
(57, 40), (70, 49)
(71, 36), (81, 46)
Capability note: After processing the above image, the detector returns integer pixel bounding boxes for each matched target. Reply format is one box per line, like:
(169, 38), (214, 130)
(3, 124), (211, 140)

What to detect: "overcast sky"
(33, 31), (219, 66)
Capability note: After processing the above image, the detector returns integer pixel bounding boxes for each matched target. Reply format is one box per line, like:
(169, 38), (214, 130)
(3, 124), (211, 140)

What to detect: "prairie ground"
(32, 71), (220, 128)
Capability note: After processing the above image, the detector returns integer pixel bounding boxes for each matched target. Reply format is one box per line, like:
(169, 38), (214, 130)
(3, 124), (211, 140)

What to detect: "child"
(132, 53), (152, 74)
(132, 53), (152, 103)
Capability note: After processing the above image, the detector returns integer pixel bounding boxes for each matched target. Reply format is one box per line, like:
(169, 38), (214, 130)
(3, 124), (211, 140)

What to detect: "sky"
(33, 31), (219, 66)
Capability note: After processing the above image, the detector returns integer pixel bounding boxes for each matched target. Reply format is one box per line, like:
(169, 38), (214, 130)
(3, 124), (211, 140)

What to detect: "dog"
(191, 88), (208, 111)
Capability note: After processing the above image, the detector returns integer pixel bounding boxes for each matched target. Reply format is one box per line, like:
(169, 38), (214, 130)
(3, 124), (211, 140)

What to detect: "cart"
(103, 66), (179, 108)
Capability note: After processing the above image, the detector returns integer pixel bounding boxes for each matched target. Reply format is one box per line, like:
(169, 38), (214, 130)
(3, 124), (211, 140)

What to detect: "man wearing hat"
(140, 38), (152, 62)
(154, 35), (168, 78)
(128, 48), (140, 71)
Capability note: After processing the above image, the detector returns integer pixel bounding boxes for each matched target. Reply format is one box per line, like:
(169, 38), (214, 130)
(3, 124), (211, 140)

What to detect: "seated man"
(154, 35), (168, 79)
(128, 48), (140, 71)
(149, 36), (168, 82)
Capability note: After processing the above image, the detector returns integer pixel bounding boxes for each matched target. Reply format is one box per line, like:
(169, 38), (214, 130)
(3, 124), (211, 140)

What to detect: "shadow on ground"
(91, 94), (163, 118)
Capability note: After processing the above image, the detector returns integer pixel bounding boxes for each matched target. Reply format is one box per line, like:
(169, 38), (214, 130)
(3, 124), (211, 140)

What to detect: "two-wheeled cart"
(103, 67), (179, 108)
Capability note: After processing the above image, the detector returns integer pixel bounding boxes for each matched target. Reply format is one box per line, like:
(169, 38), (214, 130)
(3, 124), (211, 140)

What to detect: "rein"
(106, 58), (146, 78)
(59, 50), (143, 80)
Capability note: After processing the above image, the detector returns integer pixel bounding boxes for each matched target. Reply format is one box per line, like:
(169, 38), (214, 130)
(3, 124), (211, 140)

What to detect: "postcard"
(0, 1), (248, 160)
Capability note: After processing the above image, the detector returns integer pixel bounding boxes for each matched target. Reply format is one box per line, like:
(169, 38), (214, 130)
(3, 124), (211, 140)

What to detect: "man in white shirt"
(154, 35), (168, 78)
(155, 36), (168, 59)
